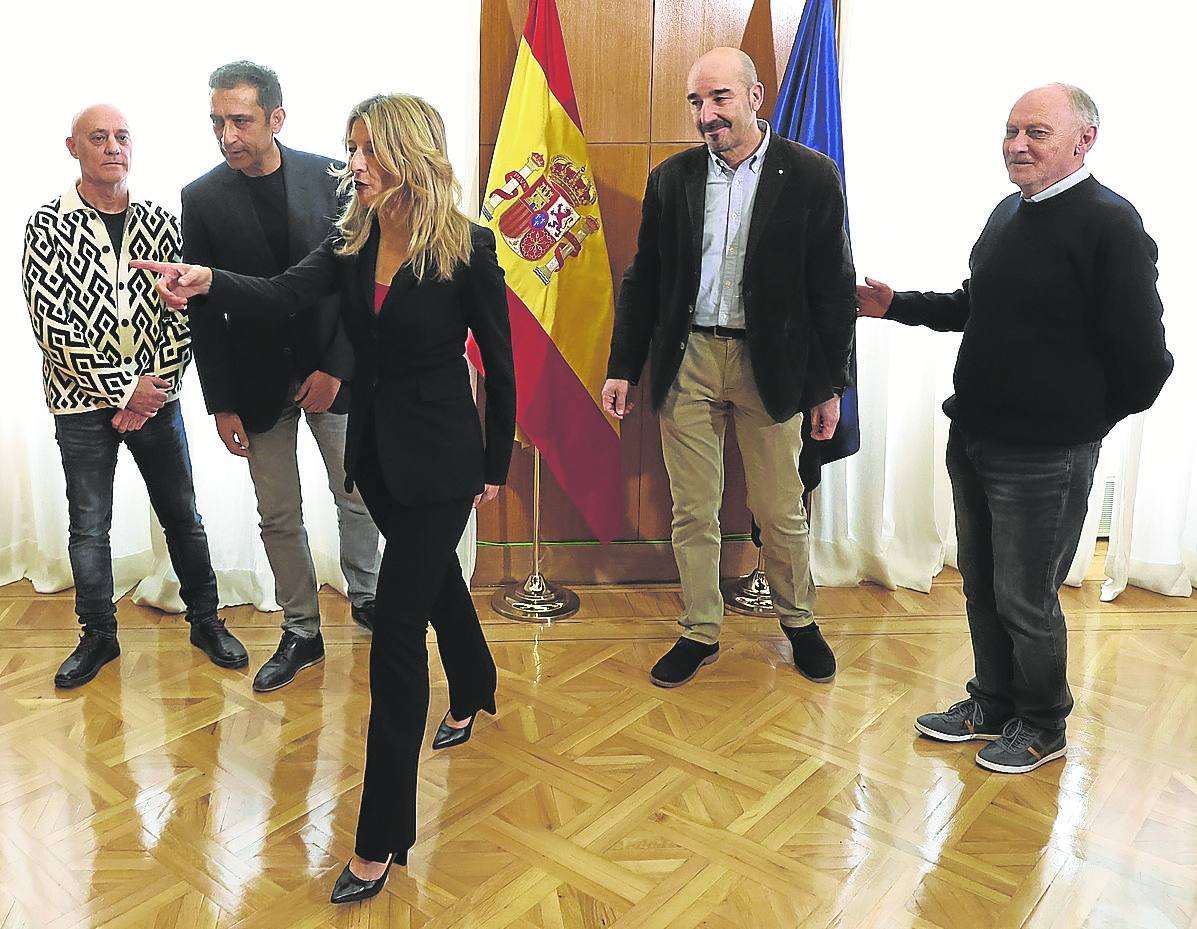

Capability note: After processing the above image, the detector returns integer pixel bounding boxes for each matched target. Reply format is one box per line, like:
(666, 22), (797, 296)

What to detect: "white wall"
(815, 0), (1193, 590)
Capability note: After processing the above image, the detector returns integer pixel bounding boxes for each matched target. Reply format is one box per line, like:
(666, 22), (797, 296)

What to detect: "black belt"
(690, 324), (746, 339)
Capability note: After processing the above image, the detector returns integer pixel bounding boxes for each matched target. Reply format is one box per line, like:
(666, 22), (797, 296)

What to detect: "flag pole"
(721, 538), (775, 616)
(490, 447), (580, 621)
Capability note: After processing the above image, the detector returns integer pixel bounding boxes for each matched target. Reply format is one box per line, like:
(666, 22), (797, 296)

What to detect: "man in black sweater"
(858, 84), (1172, 774)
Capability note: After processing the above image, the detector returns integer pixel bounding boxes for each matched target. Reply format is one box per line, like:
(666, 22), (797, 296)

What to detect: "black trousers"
(351, 436), (497, 862)
(947, 424), (1100, 732)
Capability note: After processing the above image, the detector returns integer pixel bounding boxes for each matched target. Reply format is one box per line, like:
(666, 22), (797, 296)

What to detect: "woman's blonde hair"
(333, 93), (472, 282)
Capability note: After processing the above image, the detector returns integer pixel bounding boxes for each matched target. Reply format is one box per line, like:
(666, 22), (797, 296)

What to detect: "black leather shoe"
(432, 712), (476, 750)
(329, 854), (396, 904)
(781, 622), (836, 682)
(189, 616), (249, 668)
(55, 629), (120, 688)
(252, 631), (325, 692)
(350, 600), (374, 632)
(649, 637), (719, 688)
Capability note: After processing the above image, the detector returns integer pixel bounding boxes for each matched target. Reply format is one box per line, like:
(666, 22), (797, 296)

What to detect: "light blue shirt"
(694, 120), (771, 329)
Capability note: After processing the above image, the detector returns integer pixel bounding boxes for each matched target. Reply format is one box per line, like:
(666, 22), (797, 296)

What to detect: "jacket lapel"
(359, 220), (420, 321)
(354, 223), (380, 321)
(683, 151), (706, 271)
(745, 142), (787, 267)
(379, 267), (417, 320)
(281, 143), (337, 263)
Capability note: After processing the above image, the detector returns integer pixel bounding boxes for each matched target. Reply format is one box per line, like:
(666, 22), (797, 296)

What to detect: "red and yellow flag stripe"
(472, 0), (623, 542)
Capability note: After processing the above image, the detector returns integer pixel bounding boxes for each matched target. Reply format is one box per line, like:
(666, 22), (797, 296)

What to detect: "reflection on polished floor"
(1, 566), (1195, 929)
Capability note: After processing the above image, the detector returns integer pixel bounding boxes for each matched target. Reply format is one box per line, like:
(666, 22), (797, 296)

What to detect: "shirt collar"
(1024, 165), (1091, 202)
(709, 119), (771, 175)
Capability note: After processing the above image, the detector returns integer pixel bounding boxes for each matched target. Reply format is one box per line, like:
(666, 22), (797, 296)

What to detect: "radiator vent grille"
(1098, 476), (1116, 538)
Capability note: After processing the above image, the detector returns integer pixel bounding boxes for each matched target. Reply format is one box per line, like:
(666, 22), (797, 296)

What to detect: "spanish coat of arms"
(481, 152), (601, 284)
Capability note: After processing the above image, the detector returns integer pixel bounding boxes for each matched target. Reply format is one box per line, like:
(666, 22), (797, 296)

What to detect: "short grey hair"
(1056, 83), (1099, 128)
(209, 61), (283, 114)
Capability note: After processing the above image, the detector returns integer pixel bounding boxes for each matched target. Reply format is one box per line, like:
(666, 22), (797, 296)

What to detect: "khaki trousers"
(660, 331), (814, 645)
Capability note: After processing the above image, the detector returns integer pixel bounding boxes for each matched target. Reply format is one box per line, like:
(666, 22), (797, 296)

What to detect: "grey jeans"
(947, 424), (1101, 731)
(246, 399), (380, 637)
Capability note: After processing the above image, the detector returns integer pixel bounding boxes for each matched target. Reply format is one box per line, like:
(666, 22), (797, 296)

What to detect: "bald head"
(686, 47), (765, 167)
(66, 104), (132, 191)
(70, 104), (129, 141)
(1013, 84), (1099, 134)
(1003, 84), (1098, 197)
(688, 47), (759, 95)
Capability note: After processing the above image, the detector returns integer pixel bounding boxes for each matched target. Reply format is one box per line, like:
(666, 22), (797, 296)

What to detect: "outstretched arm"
(131, 237), (341, 318)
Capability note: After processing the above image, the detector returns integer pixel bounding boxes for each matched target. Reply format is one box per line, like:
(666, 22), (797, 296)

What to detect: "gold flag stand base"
(720, 548), (775, 616)
(489, 449), (581, 623)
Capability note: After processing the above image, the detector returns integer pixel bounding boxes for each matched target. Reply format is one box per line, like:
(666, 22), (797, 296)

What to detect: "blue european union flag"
(774, 0), (860, 472)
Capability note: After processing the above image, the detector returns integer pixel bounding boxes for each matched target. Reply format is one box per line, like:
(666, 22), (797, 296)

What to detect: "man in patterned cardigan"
(22, 104), (248, 688)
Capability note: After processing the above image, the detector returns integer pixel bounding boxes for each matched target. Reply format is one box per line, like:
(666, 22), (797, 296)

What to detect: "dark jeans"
(947, 424), (1100, 732)
(351, 433), (496, 862)
(53, 401), (218, 632)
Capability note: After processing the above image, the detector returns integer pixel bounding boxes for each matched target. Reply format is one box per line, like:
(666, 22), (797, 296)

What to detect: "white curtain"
(813, 0), (1195, 597)
(0, 1), (482, 610)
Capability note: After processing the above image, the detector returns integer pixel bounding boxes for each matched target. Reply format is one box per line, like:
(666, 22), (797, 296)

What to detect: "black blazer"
(607, 137), (857, 423)
(205, 224), (516, 506)
(182, 144), (354, 433)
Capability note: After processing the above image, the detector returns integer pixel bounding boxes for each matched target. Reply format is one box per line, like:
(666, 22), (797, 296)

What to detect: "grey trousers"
(948, 424), (1101, 731)
(246, 400), (380, 638)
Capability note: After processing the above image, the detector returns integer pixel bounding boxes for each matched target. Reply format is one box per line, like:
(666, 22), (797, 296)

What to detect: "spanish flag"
(472, 0), (623, 542)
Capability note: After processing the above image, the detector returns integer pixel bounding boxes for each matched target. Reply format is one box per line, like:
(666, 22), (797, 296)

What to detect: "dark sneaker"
(649, 637), (719, 688)
(55, 629), (120, 688)
(976, 719), (1066, 774)
(915, 698), (1008, 742)
(780, 622), (836, 682)
(350, 600), (375, 632)
(252, 632), (325, 692)
(189, 616), (249, 669)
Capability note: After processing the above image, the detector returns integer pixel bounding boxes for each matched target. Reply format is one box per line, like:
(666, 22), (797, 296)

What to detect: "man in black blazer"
(182, 61), (379, 692)
(603, 47), (856, 688)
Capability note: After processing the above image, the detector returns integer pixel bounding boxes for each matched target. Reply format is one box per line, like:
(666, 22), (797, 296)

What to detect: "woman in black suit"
(135, 93), (516, 903)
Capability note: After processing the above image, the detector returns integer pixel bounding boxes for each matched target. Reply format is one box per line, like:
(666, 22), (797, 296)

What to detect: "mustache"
(699, 117), (732, 133)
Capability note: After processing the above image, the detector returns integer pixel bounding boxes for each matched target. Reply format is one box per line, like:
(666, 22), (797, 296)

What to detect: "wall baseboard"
(473, 538), (760, 586)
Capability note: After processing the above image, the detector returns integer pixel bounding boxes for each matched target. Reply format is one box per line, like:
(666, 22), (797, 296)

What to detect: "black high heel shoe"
(431, 712), (476, 750)
(329, 853), (395, 904)
(432, 701), (495, 750)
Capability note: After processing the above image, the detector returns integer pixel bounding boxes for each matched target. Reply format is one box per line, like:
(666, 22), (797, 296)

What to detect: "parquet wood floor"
(1, 565), (1195, 929)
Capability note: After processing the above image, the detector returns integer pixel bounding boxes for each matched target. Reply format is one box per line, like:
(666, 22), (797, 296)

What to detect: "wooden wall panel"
(651, 0), (758, 142)
(481, 0), (652, 145)
(558, 0), (653, 142)
(588, 144), (652, 290)
(652, 0), (808, 142)
(477, 0), (809, 583)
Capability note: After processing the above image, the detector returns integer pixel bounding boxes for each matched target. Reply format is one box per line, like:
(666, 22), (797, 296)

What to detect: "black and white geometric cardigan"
(22, 185), (192, 414)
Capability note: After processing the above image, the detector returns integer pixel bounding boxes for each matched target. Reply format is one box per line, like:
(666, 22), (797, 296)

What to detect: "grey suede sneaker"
(975, 718), (1067, 774)
(915, 698), (1008, 742)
